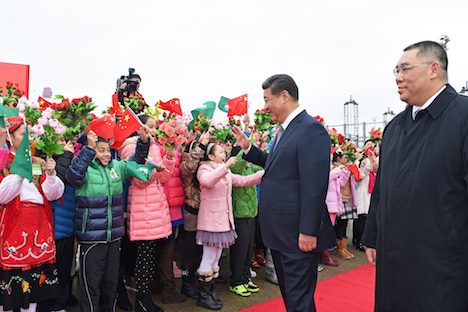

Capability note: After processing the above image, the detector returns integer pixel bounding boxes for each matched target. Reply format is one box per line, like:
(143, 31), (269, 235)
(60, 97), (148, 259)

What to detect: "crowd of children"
(0, 96), (379, 312)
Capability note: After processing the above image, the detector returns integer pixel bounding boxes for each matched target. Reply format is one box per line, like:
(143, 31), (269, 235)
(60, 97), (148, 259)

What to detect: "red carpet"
(240, 264), (376, 312)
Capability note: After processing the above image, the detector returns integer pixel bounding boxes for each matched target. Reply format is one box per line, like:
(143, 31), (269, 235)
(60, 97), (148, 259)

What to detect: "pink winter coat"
(325, 167), (349, 215)
(161, 149), (185, 222)
(0, 147), (8, 170)
(196, 161), (264, 233)
(120, 142), (175, 241)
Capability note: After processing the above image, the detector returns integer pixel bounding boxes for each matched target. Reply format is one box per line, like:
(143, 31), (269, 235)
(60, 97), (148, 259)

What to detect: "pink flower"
(37, 117), (48, 126)
(19, 112), (25, 118)
(176, 126), (183, 134)
(176, 135), (185, 146)
(182, 128), (189, 136)
(170, 119), (178, 127)
(55, 124), (67, 134)
(48, 118), (59, 128)
(215, 124), (223, 130)
(29, 101), (40, 109)
(18, 96), (27, 105)
(164, 126), (175, 137)
(42, 109), (52, 119)
(160, 123), (167, 132)
(32, 124), (45, 135)
(158, 136), (168, 146)
(17, 103), (25, 112)
(168, 135), (176, 144)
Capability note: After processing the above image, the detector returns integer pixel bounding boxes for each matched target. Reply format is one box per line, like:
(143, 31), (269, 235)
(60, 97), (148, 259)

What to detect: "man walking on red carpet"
(363, 41), (468, 311)
(234, 74), (335, 312)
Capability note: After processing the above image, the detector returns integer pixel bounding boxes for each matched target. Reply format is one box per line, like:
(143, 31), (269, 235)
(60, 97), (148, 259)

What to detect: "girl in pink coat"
(194, 143), (264, 310)
(119, 114), (175, 311)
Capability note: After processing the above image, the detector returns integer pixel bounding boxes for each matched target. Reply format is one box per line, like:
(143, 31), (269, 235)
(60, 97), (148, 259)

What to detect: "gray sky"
(3, 0), (467, 139)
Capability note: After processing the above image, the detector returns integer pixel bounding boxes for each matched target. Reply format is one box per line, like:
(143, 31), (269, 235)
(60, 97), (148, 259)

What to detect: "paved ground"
(68, 236), (370, 312)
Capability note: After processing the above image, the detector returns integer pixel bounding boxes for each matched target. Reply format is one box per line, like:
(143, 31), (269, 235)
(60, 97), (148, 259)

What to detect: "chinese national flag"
(86, 116), (116, 140)
(37, 96), (53, 111)
(111, 108), (144, 149)
(158, 98), (182, 115)
(345, 164), (360, 181)
(227, 94), (248, 116)
(110, 92), (124, 117)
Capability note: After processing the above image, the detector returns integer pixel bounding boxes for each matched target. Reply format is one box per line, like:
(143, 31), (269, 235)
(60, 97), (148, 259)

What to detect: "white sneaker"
(250, 268), (257, 278)
(317, 265), (323, 272)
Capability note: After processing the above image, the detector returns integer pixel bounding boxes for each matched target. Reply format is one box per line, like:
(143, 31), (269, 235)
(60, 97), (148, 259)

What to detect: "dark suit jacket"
(244, 110), (335, 253)
(362, 85), (468, 311)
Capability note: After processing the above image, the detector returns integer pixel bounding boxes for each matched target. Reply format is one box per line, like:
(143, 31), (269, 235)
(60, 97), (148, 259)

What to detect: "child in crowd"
(229, 147), (263, 297)
(195, 143), (264, 310)
(66, 128), (150, 312)
(119, 114), (175, 312)
(0, 117), (64, 312)
(179, 138), (208, 299)
(332, 150), (357, 260)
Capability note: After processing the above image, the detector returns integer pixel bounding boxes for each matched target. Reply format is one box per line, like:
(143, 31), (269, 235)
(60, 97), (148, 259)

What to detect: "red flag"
(0, 62), (30, 98)
(345, 164), (360, 181)
(227, 94), (248, 116)
(111, 108), (144, 149)
(110, 92), (124, 117)
(158, 98), (182, 115)
(37, 96), (53, 111)
(86, 116), (116, 140)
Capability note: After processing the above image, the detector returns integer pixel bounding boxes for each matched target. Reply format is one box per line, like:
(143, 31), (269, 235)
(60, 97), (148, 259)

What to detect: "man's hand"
(298, 233), (317, 252)
(365, 247), (377, 265)
(232, 126), (251, 150)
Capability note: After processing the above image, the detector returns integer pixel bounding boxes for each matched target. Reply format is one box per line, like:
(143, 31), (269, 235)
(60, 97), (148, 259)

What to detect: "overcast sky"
(3, 0), (467, 140)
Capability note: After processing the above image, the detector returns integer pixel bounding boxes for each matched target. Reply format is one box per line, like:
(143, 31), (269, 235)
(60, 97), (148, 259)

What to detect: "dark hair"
(183, 140), (201, 153)
(262, 74), (299, 101)
(404, 41), (448, 74)
(332, 150), (344, 163)
(202, 143), (218, 161)
(364, 139), (373, 146)
(138, 114), (154, 125)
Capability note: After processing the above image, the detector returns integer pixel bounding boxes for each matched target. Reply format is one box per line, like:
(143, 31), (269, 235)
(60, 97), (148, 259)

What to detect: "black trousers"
(353, 214), (367, 244)
(79, 240), (121, 312)
(335, 218), (348, 239)
(181, 229), (202, 273)
(271, 249), (319, 312)
(229, 218), (255, 286)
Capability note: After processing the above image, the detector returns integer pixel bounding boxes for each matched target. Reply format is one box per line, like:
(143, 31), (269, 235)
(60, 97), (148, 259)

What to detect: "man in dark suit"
(233, 74), (335, 312)
(362, 41), (468, 311)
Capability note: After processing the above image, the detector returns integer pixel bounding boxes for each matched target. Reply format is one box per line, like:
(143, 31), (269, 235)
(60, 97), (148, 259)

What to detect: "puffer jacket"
(51, 150), (75, 240)
(230, 150), (263, 219)
(197, 161), (264, 232)
(120, 142), (174, 241)
(162, 149), (185, 225)
(325, 167), (348, 215)
(66, 139), (149, 243)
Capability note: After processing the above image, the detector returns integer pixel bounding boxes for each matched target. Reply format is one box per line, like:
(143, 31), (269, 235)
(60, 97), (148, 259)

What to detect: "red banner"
(0, 62), (30, 98)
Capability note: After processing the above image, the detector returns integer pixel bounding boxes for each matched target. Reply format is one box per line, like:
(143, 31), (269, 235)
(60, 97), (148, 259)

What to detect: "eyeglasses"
(393, 62), (433, 77)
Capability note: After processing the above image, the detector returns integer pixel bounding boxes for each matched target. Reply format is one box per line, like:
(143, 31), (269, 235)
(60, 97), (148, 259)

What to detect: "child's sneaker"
(230, 284), (251, 297)
(250, 268), (257, 278)
(244, 280), (260, 293)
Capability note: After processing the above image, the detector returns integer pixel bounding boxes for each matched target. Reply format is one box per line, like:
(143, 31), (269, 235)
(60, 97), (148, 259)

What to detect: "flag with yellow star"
(37, 96), (53, 111)
(158, 98), (182, 115)
(227, 94), (248, 116)
(87, 115), (116, 140)
(111, 107), (144, 149)
(10, 125), (33, 181)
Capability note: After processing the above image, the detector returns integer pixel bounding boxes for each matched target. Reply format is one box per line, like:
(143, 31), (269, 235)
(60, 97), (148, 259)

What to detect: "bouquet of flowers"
(254, 109), (274, 132)
(341, 140), (357, 163)
(0, 82), (26, 107)
(123, 93), (148, 114)
(210, 118), (237, 145)
(370, 127), (383, 143)
(29, 107), (67, 157)
(314, 115), (326, 127)
(143, 102), (163, 124)
(327, 128), (339, 147)
(52, 95), (97, 140)
(155, 119), (189, 150)
(193, 112), (212, 133)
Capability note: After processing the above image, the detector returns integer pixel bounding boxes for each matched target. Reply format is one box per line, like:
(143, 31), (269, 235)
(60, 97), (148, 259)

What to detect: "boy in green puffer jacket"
(229, 147), (264, 297)
(66, 128), (151, 312)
